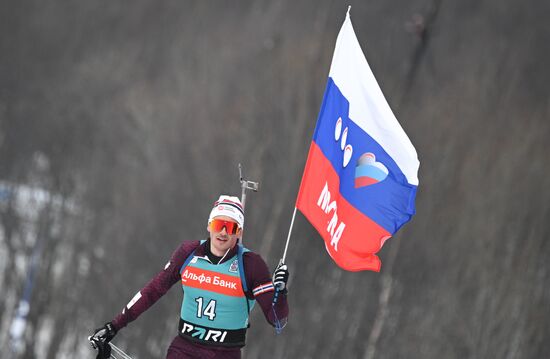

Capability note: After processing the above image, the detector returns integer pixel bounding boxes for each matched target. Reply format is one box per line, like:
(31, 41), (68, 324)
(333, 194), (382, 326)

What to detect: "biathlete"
(90, 195), (289, 358)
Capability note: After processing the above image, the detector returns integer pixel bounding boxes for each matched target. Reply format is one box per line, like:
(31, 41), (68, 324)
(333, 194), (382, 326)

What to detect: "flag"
(295, 10), (420, 272)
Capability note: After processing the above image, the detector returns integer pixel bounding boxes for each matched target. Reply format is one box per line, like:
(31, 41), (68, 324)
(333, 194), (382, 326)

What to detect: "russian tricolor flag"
(296, 11), (420, 272)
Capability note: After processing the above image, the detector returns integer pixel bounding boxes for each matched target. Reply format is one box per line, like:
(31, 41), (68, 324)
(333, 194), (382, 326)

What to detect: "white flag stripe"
(329, 13), (420, 185)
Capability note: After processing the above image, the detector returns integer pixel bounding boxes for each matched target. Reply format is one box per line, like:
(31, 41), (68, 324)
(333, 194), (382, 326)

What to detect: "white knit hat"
(208, 195), (244, 228)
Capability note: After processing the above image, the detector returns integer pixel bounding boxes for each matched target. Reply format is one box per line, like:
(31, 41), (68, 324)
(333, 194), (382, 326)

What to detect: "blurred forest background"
(1, 0), (549, 358)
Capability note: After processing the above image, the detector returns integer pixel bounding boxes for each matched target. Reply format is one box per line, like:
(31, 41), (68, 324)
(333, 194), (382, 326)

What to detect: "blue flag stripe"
(312, 78), (417, 233)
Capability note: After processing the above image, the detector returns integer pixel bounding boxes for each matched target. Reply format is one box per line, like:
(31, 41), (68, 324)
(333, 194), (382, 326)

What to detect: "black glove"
(92, 340), (111, 359)
(272, 263), (289, 292)
(89, 322), (117, 359)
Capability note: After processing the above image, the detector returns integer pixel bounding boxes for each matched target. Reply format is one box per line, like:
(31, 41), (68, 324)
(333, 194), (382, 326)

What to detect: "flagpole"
(272, 206), (297, 309)
(281, 207), (297, 264)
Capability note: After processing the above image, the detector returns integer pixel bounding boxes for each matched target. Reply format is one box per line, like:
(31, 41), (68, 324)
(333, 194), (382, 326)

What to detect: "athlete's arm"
(243, 252), (289, 327)
(111, 240), (201, 330)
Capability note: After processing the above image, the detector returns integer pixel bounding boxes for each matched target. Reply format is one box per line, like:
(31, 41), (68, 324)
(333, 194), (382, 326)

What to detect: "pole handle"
(271, 258), (285, 306)
(272, 286), (281, 305)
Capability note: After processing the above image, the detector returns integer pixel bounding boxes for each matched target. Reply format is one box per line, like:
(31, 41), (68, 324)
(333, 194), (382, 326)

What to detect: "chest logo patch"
(229, 259), (239, 273)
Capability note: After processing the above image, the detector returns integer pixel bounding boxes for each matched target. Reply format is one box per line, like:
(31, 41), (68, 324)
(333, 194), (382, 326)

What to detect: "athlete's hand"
(89, 322), (117, 359)
(272, 263), (289, 291)
(89, 322), (117, 347)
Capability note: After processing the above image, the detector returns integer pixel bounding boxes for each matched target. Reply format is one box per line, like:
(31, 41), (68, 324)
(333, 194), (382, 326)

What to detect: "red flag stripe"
(296, 141), (391, 272)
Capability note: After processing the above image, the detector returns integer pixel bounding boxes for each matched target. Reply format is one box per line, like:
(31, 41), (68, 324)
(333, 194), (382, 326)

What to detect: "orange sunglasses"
(209, 219), (242, 235)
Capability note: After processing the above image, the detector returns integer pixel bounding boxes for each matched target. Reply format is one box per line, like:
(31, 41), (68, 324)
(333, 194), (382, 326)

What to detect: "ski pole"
(110, 342), (133, 359)
(272, 259), (285, 305)
(89, 336), (133, 359)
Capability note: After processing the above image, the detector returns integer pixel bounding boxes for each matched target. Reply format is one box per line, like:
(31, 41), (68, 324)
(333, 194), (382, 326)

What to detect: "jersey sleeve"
(243, 252), (289, 327)
(111, 240), (200, 331)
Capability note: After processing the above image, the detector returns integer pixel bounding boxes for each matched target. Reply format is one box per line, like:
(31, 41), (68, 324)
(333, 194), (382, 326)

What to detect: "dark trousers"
(166, 336), (241, 359)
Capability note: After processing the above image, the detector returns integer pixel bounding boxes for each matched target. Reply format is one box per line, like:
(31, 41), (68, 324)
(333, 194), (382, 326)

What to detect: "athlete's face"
(208, 215), (241, 257)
